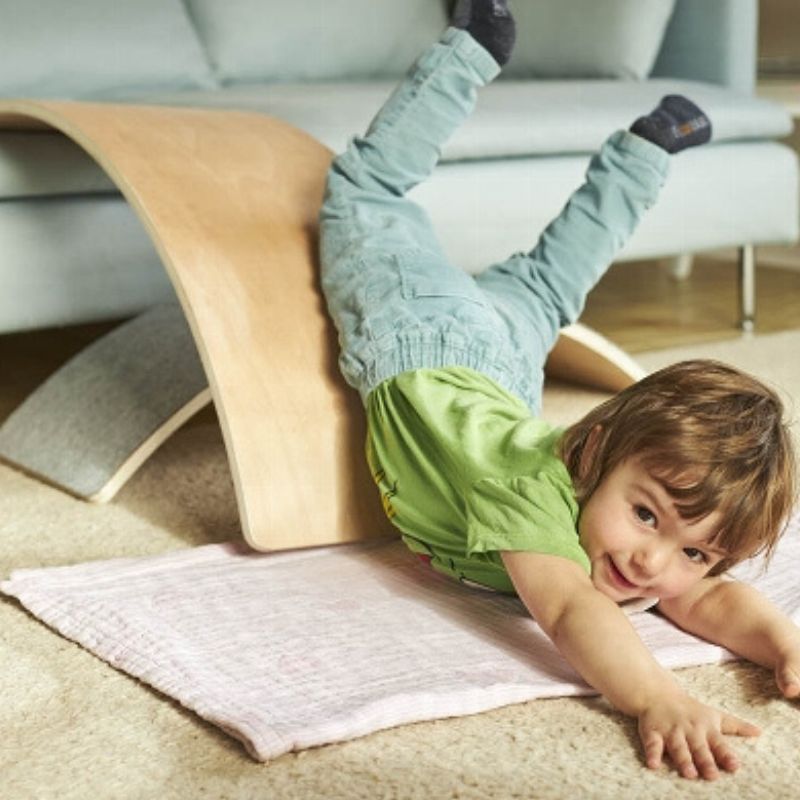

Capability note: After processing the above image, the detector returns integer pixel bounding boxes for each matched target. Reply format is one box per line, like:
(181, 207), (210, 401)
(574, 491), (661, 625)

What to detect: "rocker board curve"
(0, 100), (646, 551)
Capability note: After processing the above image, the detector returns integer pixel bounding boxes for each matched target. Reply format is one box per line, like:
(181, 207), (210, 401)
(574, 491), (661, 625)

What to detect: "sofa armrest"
(651, 0), (758, 93)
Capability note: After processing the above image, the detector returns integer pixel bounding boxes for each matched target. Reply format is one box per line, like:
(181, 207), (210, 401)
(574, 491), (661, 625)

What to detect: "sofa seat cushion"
(0, 195), (175, 334)
(0, 79), (792, 200)
(0, 133), (118, 199)
(412, 141), (799, 273)
(134, 77), (795, 157)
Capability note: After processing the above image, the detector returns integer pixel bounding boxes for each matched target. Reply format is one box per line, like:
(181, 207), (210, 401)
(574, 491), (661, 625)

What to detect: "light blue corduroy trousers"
(319, 28), (671, 414)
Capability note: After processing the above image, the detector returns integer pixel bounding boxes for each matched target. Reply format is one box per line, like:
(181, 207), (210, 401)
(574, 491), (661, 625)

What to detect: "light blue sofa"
(0, 0), (796, 333)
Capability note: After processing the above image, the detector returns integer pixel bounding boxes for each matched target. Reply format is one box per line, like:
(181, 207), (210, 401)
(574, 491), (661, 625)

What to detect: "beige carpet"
(2, 329), (800, 800)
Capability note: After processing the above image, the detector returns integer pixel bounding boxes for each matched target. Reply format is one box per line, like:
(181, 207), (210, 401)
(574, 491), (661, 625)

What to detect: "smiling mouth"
(607, 557), (638, 591)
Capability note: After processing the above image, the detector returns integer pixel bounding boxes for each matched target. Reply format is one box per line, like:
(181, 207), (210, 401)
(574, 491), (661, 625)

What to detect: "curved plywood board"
(0, 99), (391, 551)
(0, 100), (646, 552)
(545, 322), (646, 393)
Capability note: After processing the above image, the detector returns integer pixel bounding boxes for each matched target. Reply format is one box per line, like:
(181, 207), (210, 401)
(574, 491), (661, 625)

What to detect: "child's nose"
(632, 543), (669, 579)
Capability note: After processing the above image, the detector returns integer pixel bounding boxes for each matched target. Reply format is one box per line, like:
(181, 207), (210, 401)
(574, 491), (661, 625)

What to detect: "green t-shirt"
(365, 366), (591, 593)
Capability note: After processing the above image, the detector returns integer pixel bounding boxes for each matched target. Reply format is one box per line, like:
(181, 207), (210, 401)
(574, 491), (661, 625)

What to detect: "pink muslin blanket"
(3, 513), (799, 762)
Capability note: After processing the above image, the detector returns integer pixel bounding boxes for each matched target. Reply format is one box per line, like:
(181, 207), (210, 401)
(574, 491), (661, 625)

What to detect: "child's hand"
(638, 690), (760, 781)
(774, 648), (800, 699)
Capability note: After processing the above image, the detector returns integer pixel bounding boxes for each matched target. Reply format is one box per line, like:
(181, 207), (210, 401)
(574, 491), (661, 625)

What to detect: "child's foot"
(629, 95), (712, 153)
(452, 0), (516, 66)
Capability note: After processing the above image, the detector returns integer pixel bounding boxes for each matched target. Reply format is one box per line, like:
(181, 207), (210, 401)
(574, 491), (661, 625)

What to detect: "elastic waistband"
(357, 331), (540, 413)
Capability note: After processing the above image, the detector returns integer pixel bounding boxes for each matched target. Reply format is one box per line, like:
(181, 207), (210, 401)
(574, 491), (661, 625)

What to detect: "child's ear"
(578, 424), (603, 481)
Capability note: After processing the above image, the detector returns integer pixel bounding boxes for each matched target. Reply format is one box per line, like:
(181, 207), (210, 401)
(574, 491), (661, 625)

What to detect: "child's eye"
(634, 505), (656, 527)
(683, 547), (708, 564)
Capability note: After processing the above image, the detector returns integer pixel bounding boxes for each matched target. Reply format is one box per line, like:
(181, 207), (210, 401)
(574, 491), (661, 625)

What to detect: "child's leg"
(320, 28), (498, 257)
(321, 29), (520, 403)
(475, 96), (711, 411)
(475, 132), (671, 406)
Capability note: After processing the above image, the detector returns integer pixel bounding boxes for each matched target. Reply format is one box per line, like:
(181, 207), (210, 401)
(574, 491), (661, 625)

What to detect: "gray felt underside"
(0, 304), (209, 498)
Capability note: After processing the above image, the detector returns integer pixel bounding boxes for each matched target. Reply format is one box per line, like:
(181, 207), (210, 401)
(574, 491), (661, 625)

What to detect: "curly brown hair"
(559, 360), (797, 575)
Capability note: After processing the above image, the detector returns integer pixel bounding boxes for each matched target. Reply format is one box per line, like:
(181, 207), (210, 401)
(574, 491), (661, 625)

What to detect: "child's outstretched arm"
(501, 550), (761, 781)
(658, 577), (800, 700)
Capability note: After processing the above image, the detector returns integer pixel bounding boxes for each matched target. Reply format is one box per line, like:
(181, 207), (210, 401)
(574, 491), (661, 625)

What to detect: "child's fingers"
(684, 735), (720, 781)
(641, 731), (664, 770)
(708, 731), (741, 774)
(775, 663), (800, 698)
(639, 699), (759, 779)
(666, 731), (738, 781)
(720, 712), (761, 738)
(665, 734), (698, 780)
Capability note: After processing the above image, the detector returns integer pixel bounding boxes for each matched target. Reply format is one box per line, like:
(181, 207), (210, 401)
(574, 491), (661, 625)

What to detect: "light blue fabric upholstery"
(412, 142), (799, 273)
(4, 77), (789, 201)
(503, 0), (676, 80)
(2, 140), (795, 335)
(0, 0), (795, 333)
(0, 197), (175, 334)
(0, 0), (216, 98)
(0, 134), (116, 199)
(652, 0), (759, 93)
(132, 78), (793, 159)
(183, 0), (448, 82)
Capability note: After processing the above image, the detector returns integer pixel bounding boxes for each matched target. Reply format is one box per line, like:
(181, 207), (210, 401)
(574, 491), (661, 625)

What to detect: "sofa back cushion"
(503, 0), (676, 80)
(0, 0), (216, 98)
(184, 0), (448, 83)
(652, 0), (759, 93)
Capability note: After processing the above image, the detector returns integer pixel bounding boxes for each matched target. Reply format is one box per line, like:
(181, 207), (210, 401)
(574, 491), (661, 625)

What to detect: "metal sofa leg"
(738, 244), (756, 332)
(667, 253), (694, 281)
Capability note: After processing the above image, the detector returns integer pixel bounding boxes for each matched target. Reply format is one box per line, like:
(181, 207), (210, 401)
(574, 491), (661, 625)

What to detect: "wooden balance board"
(0, 100), (645, 552)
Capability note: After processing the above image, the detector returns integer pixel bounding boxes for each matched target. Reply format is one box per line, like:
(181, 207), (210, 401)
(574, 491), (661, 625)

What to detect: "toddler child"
(319, 0), (798, 781)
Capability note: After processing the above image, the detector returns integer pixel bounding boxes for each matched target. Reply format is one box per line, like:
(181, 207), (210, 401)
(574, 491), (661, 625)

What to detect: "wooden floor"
(582, 253), (800, 353)
(2, 252), (800, 423)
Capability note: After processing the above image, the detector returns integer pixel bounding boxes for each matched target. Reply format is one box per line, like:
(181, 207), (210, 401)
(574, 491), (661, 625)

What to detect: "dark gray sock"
(630, 95), (712, 154)
(451, 0), (516, 66)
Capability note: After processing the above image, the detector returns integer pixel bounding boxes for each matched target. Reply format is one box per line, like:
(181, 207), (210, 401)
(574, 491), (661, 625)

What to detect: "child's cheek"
(655, 572), (701, 600)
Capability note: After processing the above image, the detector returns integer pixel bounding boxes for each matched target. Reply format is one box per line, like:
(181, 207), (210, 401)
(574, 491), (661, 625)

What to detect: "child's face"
(577, 456), (726, 603)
